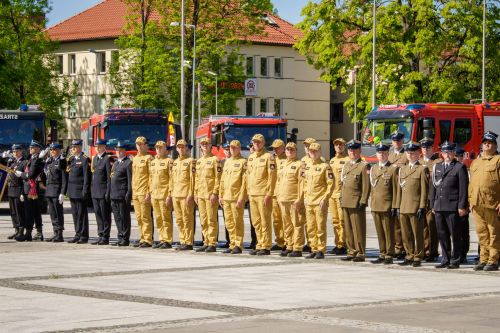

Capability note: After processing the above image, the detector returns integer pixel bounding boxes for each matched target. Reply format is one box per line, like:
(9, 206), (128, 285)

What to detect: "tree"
(109, 0), (274, 139)
(0, 0), (74, 122)
(296, 0), (500, 120)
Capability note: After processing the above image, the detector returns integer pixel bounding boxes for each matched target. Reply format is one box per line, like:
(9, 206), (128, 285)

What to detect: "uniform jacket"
(6, 157), (25, 198)
(194, 153), (222, 199)
(273, 153), (286, 196)
(277, 158), (304, 202)
(21, 154), (44, 196)
(246, 150), (277, 197)
(329, 153), (350, 199)
(91, 153), (111, 199)
(132, 153), (153, 196)
(66, 153), (91, 199)
(44, 155), (67, 198)
(303, 158), (334, 206)
(396, 162), (429, 214)
(388, 148), (408, 168)
(430, 160), (468, 212)
(171, 156), (195, 198)
(340, 159), (371, 209)
(149, 156), (173, 200)
(468, 153), (500, 210)
(419, 153), (443, 207)
(219, 155), (247, 201)
(369, 161), (398, 212)
(110, 157), (132, 201)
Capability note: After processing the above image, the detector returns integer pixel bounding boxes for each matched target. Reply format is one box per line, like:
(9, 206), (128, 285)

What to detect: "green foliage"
(0, 0), (74, 123)
(296, 0), (500, 120)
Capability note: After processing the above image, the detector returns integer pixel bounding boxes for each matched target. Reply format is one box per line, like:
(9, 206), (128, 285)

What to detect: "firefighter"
(90, 139), (112, 245)
(219, 140), (247, 254)
(171, 139), (196, 251)
(246, 134), (277, 255)
(219, 143), (231, 249)
(277, 142), (306, 257)
(150, 141), (174, 249)
(419, 137), (441, 262)
(340, 140), (371, 262)
(65, 140), (91, 244)
(270, 139), (286, 251)
(5, 144), (25, 240)
(44, 143), (67, 242)
(369, 143), (398, 264)
(132, 136), (154, 248)
(469, 131), (500, 271)
(194, 137), (222, 253)
(396, 141), (429, 267)
(455, 146), (470, 263)
(302, 142), (334, 259)
(328, 138), (349, 255)
(300, 137), (318, 253)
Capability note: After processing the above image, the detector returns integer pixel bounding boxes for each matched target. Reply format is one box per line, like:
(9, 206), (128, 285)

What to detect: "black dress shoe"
(152, 242), (162, 248)
(352, 257), (365, 262)
(139, 242), (152, 248)
(32, 231), (44, 241)
(271, 244), (285, 251)
(219, 242), (230, 249)
(341, 256), (354, 261)
(305, 252), (317, 259)
(231, 247), (242, 254)
(425, 256), (437, 263)
(222, 248), (232, 254)
(384, 258), (393, 265)
(371, 258), (385, 264)
(302, 245), (312, 253)
(412, 261), (422, 267)
(67, 237), (79, 243)
(178, 244), (193, 251)
(473, 263), (486, 271)
(91, 238), (102, 245)
(315, 251), (325, 259)
(280, 249), (291, 257)
(288, 251), (302, 257)
(249, 249), (258, 255)
(447, 263), (460, 269)
(484, 264), (499, 271)
(398, 259), (413, 266)
(327, 247), (337, 255)
(77, 239), (88, 244)
(118, 240), (130, 247)
(336, 247), (347, 255)
(396, 252), (406, 260)
(133, 242), (142, 248)
(161, 242), (172, 249)
(460, 257), (468, 264)
(257, 249), (271, 256)
(98, 239), (109, 245)
(245, 243), (256, 250)
(435, 262), (449, 269)
(195, 246), (208, 252)
(205, 246), (217, 253)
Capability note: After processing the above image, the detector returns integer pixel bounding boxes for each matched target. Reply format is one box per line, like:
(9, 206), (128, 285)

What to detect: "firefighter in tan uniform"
(302, 142), (334, 259)
(328, 138), (349, 255)
(219, 140), (247, 254)
(246, 134), (277, 255)
(340, 140), (371, 262)
(469, 131), (500, 271)
(132, 136), (154, 247)
(271, 139), (286, 250)
(277, 142), (306, 257)
(149, 141), (173, 249)
(396, 141), (429, 267)
(389, 131), (408, 259)
(171, 139), (196, 250)
(369, 143), (399, 264)
(419, 137), (442, 262)
(194, 137), (222, 253)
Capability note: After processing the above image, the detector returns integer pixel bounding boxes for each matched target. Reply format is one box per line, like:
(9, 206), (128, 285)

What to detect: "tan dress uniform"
(149, 154), (173, 245)
(419, 154), (442, 259)
(340, 158), (371, 259)
(329, 152), (350, 249)
(246, 142), (277, 251)
(277, 155), (306, 252)
(303, 150), (334, 254)
(272, 153), (286, 248)
(195, 152), (222, 247)
(469, 153), (500, 266)
(389, 148), (408, 256)
(370, 161), (398, 259)
(171, 153), (196, 246)
(219, 153), (247, 250)
(396, 161), (429, 262)
(132, 151), (154, 245)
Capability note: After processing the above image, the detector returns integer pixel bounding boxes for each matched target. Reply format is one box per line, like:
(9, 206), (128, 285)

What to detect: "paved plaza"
(0, 204), (499, 333)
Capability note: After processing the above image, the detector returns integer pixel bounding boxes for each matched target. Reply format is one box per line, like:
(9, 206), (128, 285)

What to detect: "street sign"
(245, 78), (257, 96)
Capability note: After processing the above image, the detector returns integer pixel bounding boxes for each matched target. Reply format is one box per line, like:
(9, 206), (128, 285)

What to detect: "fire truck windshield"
(104, 124), (167, 149)
(362, 118), (413, 145)
(224, 125), (286, 149)
(0, 119), (44, 150)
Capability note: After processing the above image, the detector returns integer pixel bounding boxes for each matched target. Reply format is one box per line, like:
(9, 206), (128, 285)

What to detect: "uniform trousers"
(111, 199), (131, 242)
(173, 197), (194, 245)
(279, 201), (305, 252)
(92, 197), (111, 239)
(343, 207), (367, 258)
(223, 200), (244, 249)
(372, 211), (395, 259)
(69, 198), (89, 240)
(249, 195), (272, 250)
(435, 211), (462, 265)
(152, 198), (173, 244)
(473, 206), (500, 265)
(133, 194), (153, 245)
(272, 197), (285, 247)
(329, 197), (345, 248)
(8, 197), (24, 229)
(424, 208), (439, 257)
(305, 204), (327, 253)
(47, 197), (64, 231)
(400, 213), (424, 262)
(24, 198), (42, 231)
(198, 198), (219, 247)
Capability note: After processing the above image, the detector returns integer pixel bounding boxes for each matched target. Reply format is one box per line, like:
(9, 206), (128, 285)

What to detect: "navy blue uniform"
(91, 153), (112, 241)
(110, 157), (132, 245)
(44, 155), (67, 232)
(20, 154), (44, 232)
(6, 157), (26, 231)
(66, 153), (91, 242)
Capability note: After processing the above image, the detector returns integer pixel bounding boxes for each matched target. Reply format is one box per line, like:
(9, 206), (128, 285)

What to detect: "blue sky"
(47, 0), (311, 27)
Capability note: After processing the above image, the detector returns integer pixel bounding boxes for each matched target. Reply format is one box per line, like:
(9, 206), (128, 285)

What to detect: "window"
(69, 54), (76, 74)
(416, 118), (435, 141)
(69, 97), (77, 118)
(260, 57), (268, 76)
(274, 58), (282, 77)
(260, 98), (267, 113)
(246, 56), (254, 76)
(245, 98), (254, 116)
(454, 118), (472, 145)
(274, 99), (282, 116)
(56, 55), (63, 75)
(330, 103), (343, 123)
(439, 120), (451, 144)
(98, 52), (106, 73)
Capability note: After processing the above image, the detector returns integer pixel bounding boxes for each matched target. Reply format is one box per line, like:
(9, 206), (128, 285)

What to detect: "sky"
(46, 0), (311, 27)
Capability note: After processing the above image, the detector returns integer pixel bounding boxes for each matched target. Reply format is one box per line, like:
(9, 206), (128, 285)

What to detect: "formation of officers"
(3, 130), (500, 271)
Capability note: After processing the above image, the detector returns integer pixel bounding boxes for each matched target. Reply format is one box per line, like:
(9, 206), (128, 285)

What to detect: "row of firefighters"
(2, 130), (500, 271)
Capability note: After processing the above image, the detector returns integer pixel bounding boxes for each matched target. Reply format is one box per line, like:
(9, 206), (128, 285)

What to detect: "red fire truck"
(361, 102), (500, 165)
(195, 113), (294, 159)
(81, 108), (181, 158)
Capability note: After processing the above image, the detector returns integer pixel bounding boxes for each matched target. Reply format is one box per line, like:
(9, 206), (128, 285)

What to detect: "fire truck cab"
(195, 113), (293, 159)
(361, 102), (500, 166)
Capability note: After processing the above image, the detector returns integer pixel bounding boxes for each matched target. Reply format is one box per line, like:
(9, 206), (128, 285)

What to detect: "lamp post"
(88, 49), (99, 114)
(372, 0), (376, 109)
(208, 71), (218, 115)
(180, 0), (186, 139)
(482, 0), (486, 102)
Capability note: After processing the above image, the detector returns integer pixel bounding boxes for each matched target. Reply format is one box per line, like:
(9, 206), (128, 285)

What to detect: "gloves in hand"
(20, 194), (24, 202)
(58, 194), (64, 205)
(391, 208), (399, 218)
(2, 151), (10, 159)
(15, 170), (22, 178)
(358, 203), (367, 211)
(39, 147), (49, 159)
(416, 208), (426, 220)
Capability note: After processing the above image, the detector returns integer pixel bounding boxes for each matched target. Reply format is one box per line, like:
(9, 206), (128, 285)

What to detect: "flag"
(168, 111), (176, 146)
(0, 164), (12, 201)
